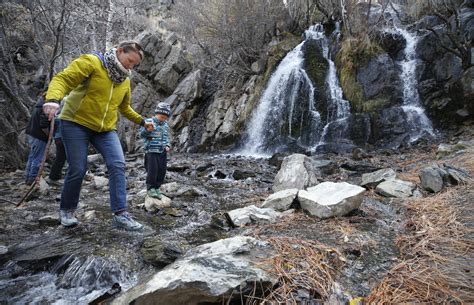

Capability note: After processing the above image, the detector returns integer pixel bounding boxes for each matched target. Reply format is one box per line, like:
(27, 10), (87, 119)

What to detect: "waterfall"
(241, 24), (352, 156)
(386, 6), (435, 142)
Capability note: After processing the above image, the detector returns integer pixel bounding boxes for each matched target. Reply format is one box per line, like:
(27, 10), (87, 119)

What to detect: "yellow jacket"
(46, 54), (143, 132)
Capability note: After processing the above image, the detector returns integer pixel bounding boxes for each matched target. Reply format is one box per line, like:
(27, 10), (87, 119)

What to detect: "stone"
(375, 179), (415, 198)
(112, 236), (277, 305)
(160, 182), (180, 195)
(419, 167), (444, 193)
(141, 237), (189, 267)
(84, 210), (97, 221)
(173, 70), (203, 104)
(232, 169), (256, 180)
(261, 189), (298, 212)
(145, 195), (172, 213)
(273, 154), (319, 192)
(0, 245), (7, 255)
(297, 182), (365, 218)
(312, 159), (338, 175)
(93, 176), (109, 190)
(38, 215), (59, 226)
(226, 205), (281, 227)
(361, 168), (397, 188)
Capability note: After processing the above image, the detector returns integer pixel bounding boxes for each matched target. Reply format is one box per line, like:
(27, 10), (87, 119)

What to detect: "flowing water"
(386, 6), (436, 142)
(241, 24), (352, 156)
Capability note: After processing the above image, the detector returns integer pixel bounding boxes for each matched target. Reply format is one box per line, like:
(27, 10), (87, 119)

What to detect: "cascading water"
(241, 24), (352, 156)
(386, 6), (435, 142)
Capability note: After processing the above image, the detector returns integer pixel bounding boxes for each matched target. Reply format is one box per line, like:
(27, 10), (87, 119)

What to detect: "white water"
(240, 24), (351, 156)
(387, 6), (435, 142)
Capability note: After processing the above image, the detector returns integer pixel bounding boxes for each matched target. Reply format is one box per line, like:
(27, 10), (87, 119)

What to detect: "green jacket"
(46, 54), (143, 132)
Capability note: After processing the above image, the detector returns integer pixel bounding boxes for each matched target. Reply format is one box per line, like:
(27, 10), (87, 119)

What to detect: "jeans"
(145, 152), (167, 190)
(60, 120), (127, 213)
(25, 136), (47, 184)
(49, 138), (67, 180)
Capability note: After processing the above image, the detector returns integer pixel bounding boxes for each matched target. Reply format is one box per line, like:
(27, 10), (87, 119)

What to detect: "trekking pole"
(17, 118), (55, 207)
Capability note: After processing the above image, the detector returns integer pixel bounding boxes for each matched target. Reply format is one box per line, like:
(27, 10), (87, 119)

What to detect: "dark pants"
(49, 138), (67, 180)
(145, 152), (167, 190)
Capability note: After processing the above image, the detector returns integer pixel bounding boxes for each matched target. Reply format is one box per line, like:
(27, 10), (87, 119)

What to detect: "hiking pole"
(17, 118), (55, 207)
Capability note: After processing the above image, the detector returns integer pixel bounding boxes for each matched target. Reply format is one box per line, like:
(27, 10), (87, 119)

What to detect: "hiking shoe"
(112, 212), (143, 231)
(59, 210), (79, 227)
(147, 188), (162, 199)
(155, 189), (163, 200)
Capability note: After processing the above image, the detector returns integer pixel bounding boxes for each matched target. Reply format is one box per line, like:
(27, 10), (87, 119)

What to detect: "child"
(140, 102), (171, 199)
(24, 92), (51, 185)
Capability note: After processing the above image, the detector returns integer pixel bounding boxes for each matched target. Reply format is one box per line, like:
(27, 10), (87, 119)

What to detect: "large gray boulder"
(419, 167), (444, 193)
(226, 205), (282, 227)
(261, 188), (298, 211)
(273, 154), (319, 192)
(361, 168), (396, 188)
(297, 182), (365, 218)
(375, 179), (415, 198)
(112, 236), (277, 305)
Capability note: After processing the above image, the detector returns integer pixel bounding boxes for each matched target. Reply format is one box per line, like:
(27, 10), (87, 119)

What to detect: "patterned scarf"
(94, 48), (131, 84)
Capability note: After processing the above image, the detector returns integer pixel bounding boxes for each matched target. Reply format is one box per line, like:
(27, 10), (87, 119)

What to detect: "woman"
(44, 41), (153, 230)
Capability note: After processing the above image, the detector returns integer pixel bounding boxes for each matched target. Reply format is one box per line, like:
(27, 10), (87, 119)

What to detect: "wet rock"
(93, 176), (109, 190)
(232, 169), (256, 180)
(175, 187), (205, 197)
(0, 246), (7, 255)
(214, 170), (227, 179)
(160, 182), (179, 195)
(226, 205), (281, 227)
(297, 182), (365, 219)
(312, 159), (338, 175)
(112, 236), (277, 305)
(145, 195), (172, 213)
(419, 167), (444, 193)
(140, 236), (189, 267)
(268, 152), (288, 169)
(261, 188), (298, 211)
(38, 215), (59, 226)
(341, 162), (380, 174)
(162, 207), (184, 217)
(273, 154), (319, 192)
(87, 154), (103, 166)
(196, 162), (213, 172)
(361, 168), (397, 188)
(375, 179), (415, 198)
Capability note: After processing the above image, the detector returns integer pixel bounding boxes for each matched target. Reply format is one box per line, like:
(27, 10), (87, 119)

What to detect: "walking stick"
(16, 118), (55, 207)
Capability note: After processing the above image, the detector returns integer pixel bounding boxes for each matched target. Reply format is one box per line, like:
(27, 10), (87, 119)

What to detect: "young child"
(140, 102), (171, 199)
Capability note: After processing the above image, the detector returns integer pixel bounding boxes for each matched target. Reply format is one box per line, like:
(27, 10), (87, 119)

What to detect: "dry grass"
(367, 185), (474, 304)
(246, 236), (345, 304)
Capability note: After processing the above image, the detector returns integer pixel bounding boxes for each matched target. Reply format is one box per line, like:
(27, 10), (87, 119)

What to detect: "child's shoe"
(147, 189), (156, 198)
(154, 189), (163, 199)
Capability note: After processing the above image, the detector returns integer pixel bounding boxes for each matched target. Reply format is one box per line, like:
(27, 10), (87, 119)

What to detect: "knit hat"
(154, 102), (171, 117)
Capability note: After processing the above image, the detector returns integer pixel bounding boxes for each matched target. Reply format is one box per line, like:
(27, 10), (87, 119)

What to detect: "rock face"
(361, 168), (397, 188)
(297, 182), (366, 218)
(273, 154), (319, 191)
(261, 189), (298, 211)
(375, 179), (415, 198)
(226, 205), (282, 227)
(112, 236), (277, 305)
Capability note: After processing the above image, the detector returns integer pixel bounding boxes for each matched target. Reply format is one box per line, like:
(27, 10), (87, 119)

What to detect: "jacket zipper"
(100, 85), (114, 131)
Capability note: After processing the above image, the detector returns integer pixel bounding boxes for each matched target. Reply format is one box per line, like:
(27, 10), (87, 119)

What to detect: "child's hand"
(144, 119), (154, 131)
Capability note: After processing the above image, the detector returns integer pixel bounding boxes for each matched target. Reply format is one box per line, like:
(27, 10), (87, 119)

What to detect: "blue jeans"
(60, 120), (127, 213)
(25, 136), (47, 184)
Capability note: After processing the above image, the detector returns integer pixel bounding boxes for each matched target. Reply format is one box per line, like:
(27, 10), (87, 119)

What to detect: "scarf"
(94, 48), (131, 84)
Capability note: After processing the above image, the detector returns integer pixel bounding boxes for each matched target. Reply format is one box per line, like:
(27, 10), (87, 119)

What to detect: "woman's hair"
(117, 41), (144, 60)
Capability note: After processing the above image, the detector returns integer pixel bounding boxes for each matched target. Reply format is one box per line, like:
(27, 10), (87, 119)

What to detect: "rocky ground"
(0, 130), (473, 304)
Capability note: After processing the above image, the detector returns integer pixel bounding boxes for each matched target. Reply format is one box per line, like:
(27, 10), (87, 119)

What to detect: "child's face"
(155, 114), (169, 122)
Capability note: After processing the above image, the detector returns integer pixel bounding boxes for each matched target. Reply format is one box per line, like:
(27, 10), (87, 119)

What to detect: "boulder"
(361, 168), (397, 188)
(261, 188), (298, 211)
(140, 237), (189, 267)
(226, 205), (282, 227)
(375, 179), (415, 198)
(297, 182), (365, 218)
(273, 154), (319, 192)
(145, 195), (172, 213)
(419, 167), (444, 193)
(312, 159), (338, 175)
(93, 176), (109, 190)
(112, 236), (277, 305)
